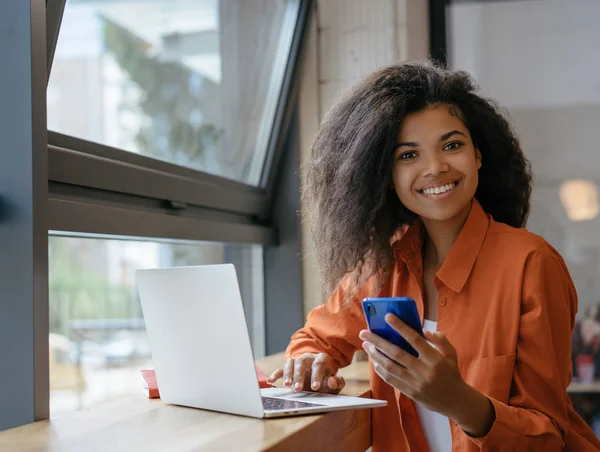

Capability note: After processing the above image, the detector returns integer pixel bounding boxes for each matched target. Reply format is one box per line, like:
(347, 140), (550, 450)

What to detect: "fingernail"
(312, 380), (319, 390)
(294, 382), (302, 391)
(284, 378), (291, 386)
(329, 378), (337, 389)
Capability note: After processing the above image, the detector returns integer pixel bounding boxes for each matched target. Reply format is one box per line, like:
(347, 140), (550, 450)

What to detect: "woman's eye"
(398, 151), (417, 160)
(443, 141), (462, 151)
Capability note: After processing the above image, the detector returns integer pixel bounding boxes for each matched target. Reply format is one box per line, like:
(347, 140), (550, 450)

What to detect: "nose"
(423, 152), (449, 177)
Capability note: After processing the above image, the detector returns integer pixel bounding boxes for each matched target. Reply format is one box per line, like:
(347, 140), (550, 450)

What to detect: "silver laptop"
(136, 264), (387, 418)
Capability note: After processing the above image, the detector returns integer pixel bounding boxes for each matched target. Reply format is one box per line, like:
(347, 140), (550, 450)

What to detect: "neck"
(421, 201), (473, 268)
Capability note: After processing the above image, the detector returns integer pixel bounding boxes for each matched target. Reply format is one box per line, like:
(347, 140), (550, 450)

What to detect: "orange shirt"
(286, 200), (600, 451)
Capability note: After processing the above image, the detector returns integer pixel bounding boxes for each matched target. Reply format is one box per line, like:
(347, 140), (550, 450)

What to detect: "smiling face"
(392, 104), (482, 224)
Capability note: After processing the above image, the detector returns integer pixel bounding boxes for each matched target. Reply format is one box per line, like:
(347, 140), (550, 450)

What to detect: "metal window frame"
(45, 0), (66, 77)
(429, 0), (449, 66)
(47, 134), (268, 215)
(260, 0), (312, 195)
(48, 196), (274, 245)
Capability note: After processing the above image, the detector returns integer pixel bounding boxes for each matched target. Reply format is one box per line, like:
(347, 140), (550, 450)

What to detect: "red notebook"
(140, 369), (160, 398)
(141, 364), (272, 399)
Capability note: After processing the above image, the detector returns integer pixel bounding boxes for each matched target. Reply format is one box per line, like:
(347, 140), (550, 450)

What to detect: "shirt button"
(440, 298), (447, 307)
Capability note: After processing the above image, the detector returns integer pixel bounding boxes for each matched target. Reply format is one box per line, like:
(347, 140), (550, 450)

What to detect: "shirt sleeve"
(468, 248), (576, 450)
(285, 273), (373, 372)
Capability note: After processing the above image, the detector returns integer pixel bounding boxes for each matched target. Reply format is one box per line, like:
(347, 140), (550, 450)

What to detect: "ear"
(475, 149), (482, 169)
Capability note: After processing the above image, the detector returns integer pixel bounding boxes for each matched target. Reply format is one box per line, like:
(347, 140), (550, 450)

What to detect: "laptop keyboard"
(262, 396), (326, 411)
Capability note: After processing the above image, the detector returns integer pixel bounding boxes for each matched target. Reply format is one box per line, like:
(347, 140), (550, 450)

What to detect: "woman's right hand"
(266, 353), (346, 394)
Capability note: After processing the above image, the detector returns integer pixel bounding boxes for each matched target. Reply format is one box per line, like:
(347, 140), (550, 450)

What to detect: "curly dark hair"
(302, 60), (533, 298)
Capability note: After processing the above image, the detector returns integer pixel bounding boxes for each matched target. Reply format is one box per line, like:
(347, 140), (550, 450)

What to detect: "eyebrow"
(394, 130), (466, 149)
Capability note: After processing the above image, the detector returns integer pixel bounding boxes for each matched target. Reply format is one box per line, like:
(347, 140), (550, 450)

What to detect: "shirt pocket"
(463, 353), (516, 403)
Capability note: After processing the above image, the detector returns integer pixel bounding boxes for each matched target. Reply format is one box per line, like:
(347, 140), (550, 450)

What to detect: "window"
(49, 236), (263, 416)
(48, 0), (301, 186)
(1, 0), (309, 430)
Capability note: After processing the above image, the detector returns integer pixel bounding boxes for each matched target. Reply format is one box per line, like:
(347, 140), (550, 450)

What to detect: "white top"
(414, 319), (453, 452)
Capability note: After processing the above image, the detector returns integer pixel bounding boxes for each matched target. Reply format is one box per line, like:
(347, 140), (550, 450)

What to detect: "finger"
(310, 360), (327, 391)
(325, 375), (345, 394)
(427, 331), (458, 361)
(283, 359), (295, 387)
(267, 368), (284, 384)
(384, 314), (437, 361)
(310, 355), (330, 391)
(293, 358), (312, 392)
(359, 330), (422, 371)
(364, 341), (415, 387)
(371, 356), (414, 397)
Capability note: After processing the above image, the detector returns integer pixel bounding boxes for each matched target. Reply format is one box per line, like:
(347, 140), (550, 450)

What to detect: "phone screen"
(362, 297), (424, 357)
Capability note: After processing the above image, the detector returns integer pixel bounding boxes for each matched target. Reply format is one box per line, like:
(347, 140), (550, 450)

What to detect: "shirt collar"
(393, 199), (490, 293)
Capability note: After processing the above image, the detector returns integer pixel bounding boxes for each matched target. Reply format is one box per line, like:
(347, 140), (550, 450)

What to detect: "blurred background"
(5, 0), (600, 437)
(445, 0), (600, 434)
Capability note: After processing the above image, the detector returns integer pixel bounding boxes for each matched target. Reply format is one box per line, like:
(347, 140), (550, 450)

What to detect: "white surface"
(415, 320), (452, 452)
(136, 264), (387, 419)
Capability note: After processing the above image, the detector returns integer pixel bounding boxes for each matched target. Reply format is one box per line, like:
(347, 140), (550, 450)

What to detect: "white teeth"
(422, 183), (455, 195)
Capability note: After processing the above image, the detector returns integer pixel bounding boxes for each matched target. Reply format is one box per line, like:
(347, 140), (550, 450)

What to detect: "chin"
(421, 212), (463, 222)
(410, 202), (472, 223)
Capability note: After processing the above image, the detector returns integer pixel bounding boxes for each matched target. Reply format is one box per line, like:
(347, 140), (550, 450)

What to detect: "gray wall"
(0, 0), (49, 431)
(448, 0), (600, 317)
(264, 112), (304, 355)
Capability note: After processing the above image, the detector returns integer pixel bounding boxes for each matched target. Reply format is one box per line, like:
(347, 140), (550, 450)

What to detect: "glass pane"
(49, 236), (263, 417)
(448, 0), (600, 434)
(47, 0), (300, 185)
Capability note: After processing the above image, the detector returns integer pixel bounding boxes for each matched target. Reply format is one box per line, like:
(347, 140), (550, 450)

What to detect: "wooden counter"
(0, 353), (374, 452)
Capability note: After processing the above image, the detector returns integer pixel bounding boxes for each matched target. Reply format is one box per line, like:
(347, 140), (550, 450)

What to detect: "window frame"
(428, 0), (449, 67)
(45, 0), (65, 77)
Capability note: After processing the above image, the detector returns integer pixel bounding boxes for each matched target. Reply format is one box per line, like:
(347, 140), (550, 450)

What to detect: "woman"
(267, 61), (600, 451)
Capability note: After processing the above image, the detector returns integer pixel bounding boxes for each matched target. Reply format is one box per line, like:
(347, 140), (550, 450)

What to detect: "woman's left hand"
(359, 313), (495, 437)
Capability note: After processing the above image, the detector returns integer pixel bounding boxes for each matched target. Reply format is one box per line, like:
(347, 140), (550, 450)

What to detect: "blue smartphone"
(362, 297), (424, 357)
